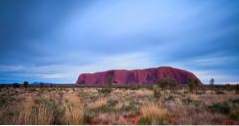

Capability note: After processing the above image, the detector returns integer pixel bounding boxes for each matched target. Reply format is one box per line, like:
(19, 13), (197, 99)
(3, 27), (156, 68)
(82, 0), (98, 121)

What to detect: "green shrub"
(157, 77), (177, 90)
(215, 90), (225, 95)
(182, 98), (201, 106)
(208, 99), (239, 120)
(12, 83), (20, 88)
(97, 88), (112, 95)
(0, 96), (15, 108)
(153, 85), (161, 98)
(230, 110), (239, 121)
(236, 84), (239, 94)
(209, 103), (230, 114)
(23, 81), (29, 88)
(120, 100), (139, 114)
(188, 78), (200, 93)
(138, 117), (152, 125)
(107, 99), (118, 107)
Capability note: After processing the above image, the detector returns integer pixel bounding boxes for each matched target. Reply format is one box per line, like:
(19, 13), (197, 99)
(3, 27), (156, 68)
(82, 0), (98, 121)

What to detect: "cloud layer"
(0, 0), (238, 84)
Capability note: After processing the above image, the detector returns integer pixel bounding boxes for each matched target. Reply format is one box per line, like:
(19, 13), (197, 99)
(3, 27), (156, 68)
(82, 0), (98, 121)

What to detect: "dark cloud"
(0, 0), (238, 83)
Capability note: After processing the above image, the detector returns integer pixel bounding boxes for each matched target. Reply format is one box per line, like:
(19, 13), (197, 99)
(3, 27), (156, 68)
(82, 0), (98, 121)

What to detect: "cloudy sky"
(0, 0), (238, 84)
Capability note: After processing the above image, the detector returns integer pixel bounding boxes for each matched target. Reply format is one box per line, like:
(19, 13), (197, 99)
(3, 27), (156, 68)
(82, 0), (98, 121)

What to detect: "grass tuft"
(139, 103), (169, 124)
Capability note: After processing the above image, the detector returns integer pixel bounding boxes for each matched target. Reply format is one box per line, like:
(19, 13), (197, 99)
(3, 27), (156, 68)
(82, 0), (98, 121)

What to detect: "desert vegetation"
(0, 84), (238, 124)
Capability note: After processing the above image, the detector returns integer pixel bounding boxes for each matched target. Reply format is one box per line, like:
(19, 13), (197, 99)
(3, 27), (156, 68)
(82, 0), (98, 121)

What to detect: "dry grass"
(134, 88), (153, 97)
(63, 94), (84, 124)
(139, 103), (169, 124)
(17, 104), (54, 125)
(88, 97), (108, 110)
(64, 104), (84, 124)
(0, 87), (238, 124)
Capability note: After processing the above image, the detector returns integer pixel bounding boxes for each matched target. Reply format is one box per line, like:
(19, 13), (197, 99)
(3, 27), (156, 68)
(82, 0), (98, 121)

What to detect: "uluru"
(76, 66), (201, 86)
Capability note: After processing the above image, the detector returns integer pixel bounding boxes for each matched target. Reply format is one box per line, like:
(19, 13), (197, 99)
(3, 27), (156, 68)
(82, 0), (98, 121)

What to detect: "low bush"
(182, 98), (201, 107)
(230, 109), (239, 121)
(97, 88), (112, 95)
(209, 103), (230, 114)
(188, 79), (200, 93)
(236, 85), (239, 94)
(208, 99), (239, 120)
(153, 85), (161, 98)
(88, 97), (108, 110)
(0, 96), (15, 108)
(157, 77), (178, 90)
(215, 90), (225, 95)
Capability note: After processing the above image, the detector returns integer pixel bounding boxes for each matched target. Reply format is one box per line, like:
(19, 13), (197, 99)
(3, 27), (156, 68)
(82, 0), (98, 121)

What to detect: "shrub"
(230, 109), (239, 121)
(88, 97), (108, 110)
(107, 99), (118, 107)
(97, 88), (112, 95)
(153, 85), (161, 98)
(120, 100), (139, 114)
(215, 90), (225, 95)
(208, 99), (239, 120)
(23, 81), (29, 88)
(12, 83), (20, 88)
(209, 103), (230, 114)
(188, 79), (200, 93)
(0, 96), (16, 108)
(131, 85), (140, 90)
(157, 77), (177, 90)
(40, 83), (44, 88)
(182, 98), (201, 107)
(138, 117), (152, 124)
(209, 78), (214, 86)
(225, 84), (232, 91)
(236, 84), (239, 94)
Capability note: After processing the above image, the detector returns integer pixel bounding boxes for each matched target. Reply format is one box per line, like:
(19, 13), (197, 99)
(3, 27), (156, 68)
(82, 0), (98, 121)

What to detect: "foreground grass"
(0, 87), (238, 124)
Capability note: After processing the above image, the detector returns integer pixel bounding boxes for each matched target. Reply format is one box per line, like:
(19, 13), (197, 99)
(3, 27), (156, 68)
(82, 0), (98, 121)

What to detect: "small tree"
(153, 84), (161, 98)
(209, 78), (215, 90)
(23, 81), (29, 88)
(99, 73), (113, 96)
(236, 84), (239, 94)
(13, 83), (20, 88)
(188, 79), (200, 93)
(225, 84), (231, 91)
(210, 78), (214, 85)
(107, 74), (113, 88)
(40, 83), (44, 88)
(157, 77), (177, 90)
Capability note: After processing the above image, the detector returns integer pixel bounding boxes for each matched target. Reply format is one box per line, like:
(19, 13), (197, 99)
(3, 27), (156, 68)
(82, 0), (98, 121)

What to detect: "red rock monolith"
(76, 66), (201, 86)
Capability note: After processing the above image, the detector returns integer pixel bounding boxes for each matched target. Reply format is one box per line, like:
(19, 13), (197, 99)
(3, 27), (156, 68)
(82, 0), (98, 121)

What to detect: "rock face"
(76, 66), (201, 86)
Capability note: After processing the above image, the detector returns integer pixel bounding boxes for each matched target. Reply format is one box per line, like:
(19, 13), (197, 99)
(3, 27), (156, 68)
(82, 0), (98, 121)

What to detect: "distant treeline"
(0, 83), (76, 88)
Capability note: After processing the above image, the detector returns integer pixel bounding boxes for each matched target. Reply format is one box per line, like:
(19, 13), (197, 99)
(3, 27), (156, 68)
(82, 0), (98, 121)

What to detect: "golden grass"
(0, 87), (238, 125)
(63, 94), (84, 124)
(189, 94), (200, 101)
(88, 97), (108, 110)
(64, 104), (84, 124)
(34, 104), (54, 124)
(140, 103), (169, 124)
(17, 103), (53, 124)
(16, 93), (85, 125)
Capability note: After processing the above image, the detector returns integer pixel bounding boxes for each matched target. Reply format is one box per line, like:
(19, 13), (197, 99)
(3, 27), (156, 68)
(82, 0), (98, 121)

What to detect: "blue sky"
(0, 0), (238, 84)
